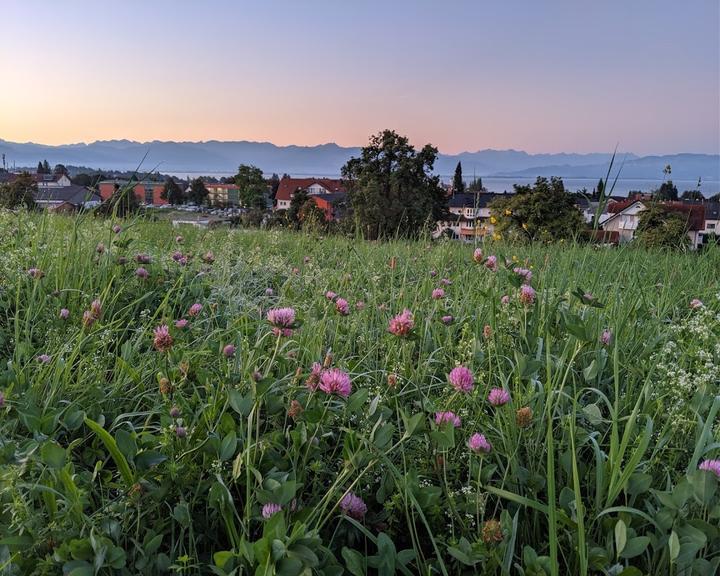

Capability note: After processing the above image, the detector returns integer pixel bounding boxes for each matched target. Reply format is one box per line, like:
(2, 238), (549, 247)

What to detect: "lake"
(167, 172), (720, 198)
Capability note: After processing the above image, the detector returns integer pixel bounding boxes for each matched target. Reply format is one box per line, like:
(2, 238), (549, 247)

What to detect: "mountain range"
(0, 139), (717, 181)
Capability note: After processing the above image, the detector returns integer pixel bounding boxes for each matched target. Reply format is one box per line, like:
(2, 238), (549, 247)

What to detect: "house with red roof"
(601, 198), (708, 248)
(274, 177), (347, 220)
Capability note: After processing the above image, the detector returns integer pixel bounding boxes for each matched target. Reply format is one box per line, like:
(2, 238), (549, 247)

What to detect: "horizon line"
(2, 136), (718, 158)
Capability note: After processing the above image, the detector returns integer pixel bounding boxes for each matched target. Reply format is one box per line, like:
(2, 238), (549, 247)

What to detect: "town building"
(434, 192), (506, 240)
(0, 171), (72, 187)
(205, 182), (239, 206)
(601, 199), (707, 248)
(35, 185), (101, 212)
(98, 179), (166, 205)
(274, 177), (347, 219)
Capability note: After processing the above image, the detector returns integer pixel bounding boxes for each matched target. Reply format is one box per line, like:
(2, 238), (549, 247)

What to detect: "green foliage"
(0, 172), (37, 209)
(95, 182), (140, 217)
(653, 180), (679, 201)
(161, 177), (185, 205)
(636, 203), (690, 248)
(287, 188), (309, 229)
(452, 161), (465, 194)
(235, 164), (268, 209)
(0, 211), (719, 574)
(468, 176), (483, 193)
(681, 189), (704, 201)
(342, 129), (448, 239)
(299, 199), (328, 232)
(187, 177), (209, 206)
(268, 173), (281, 201)
(36, 159), (51, 174)
(490, 176), (584, 242)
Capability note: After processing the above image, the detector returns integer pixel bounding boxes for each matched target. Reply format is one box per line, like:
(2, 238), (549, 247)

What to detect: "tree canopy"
(0, 172), (37, 210)
(452, 162), (465, 194)
(489, 176), (584, 242)
(235, 165), (268, 209)
(653, 181), (679, 201)
(287, 188), (310, 229)
(467, 176), (484, 193)
(187, 178), (209, 206)
(636, 203), (690, 249)
(680, 189), (704, 201)
(161, 177), (185, 205)
(341, 130), (448, 239)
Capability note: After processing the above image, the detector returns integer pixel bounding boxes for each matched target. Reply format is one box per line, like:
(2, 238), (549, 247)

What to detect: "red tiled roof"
(607, 199), (705, 230)
(661, 202), (705, 231)
(607, 199), (639, 213)
(275, 177), (346, 202)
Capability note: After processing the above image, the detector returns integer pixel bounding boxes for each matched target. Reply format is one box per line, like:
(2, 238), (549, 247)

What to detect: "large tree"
(161, 177), (185, 205)
(489, 176), (584, 242)
(235, 164), (268, 209)
(636, 203), (690, 249)
(653, 181), (678, 201)
(268, 173), (281, 202)
(468, 176), (483, 193)
(0, 172), (36, 209)
(287, 188), (310, 229)
(680, 189), (704, 201)
(341, 130), (448, 239)
(187, 178), (209, 206)
(452, 162), (465, 194)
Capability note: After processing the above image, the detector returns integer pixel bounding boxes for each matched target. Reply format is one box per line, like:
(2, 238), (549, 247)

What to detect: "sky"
(0, 0), (718, 155)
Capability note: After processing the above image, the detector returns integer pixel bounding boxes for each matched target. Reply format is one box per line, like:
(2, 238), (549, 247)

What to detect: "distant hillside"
(0, 138), (717, 181)
(496, 153), (720, 181)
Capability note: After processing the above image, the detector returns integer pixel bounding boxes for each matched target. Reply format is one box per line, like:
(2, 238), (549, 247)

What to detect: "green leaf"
(63, 560), (94, 576)
(41, 441), (67, 469)
(135, 450), (167, 470)
(64, 409), (86, 431)
(115, 429), (137, 460)
(342, 547), (366, 576)
(84, 418), (134, 487)
(220, 431), (237, 461)
(173, 501), (191, 528)
(627, 473), (652, 496)
(346, 388), (369, 413)
(228, 389), (253, 416)
(275, 557), (303, 576)
(689, 469), (718, 507)
(430, 425), (455, 450)
(614, 519), (627, 559)
(213, 550), (234, 569)
(619, 536), (649, 559)
(669, 531), (680, 563)
(372, 422), (395, 450)
(402, 412), (426, 437)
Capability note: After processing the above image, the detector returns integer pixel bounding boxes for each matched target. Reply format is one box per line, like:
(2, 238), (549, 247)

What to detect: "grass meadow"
(1, 210), (719, 575)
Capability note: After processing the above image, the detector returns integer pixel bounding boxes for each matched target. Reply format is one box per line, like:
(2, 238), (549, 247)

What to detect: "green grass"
(0, 210), (719, 575)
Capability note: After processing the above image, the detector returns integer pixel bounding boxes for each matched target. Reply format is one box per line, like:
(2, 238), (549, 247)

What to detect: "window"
(708, 223), (716, 229)
(144, 186), (154, 204)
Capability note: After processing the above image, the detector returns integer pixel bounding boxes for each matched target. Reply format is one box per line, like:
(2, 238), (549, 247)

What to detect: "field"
(1, 211), (719, 576)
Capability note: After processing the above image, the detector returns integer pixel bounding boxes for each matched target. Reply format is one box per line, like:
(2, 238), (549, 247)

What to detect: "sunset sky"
(1, 0), (718, 155)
